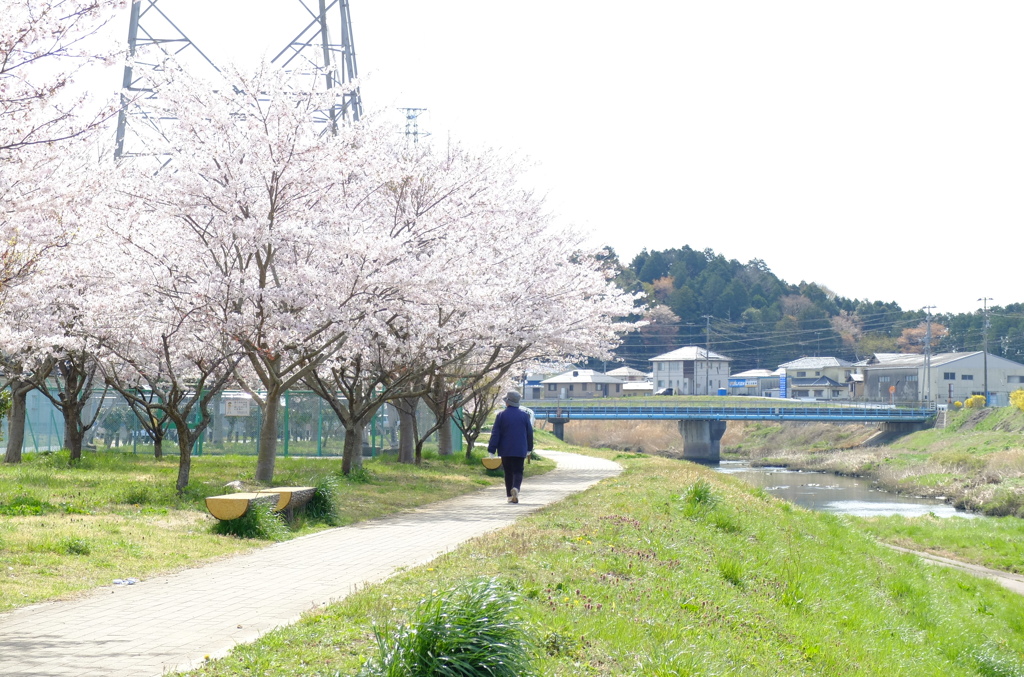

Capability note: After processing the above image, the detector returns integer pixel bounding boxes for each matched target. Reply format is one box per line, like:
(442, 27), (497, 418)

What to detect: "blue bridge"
(529, 403), (937, 462)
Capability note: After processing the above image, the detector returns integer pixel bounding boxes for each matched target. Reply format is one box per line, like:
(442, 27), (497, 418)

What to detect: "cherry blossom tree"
(114, 63), (420, 483)
(91, 288), (242, 492)
(312, 139), (640, 467)
(1, 0), (124, 152)
(0, 252), (107, 461)
(1, 0), (125, 294)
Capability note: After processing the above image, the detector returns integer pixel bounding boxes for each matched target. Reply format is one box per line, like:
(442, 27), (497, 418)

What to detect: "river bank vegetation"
(724, 406), (1024, 518)
(178, 438), (1024, 676)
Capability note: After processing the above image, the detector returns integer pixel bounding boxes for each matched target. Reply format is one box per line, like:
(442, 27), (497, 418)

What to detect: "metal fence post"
(26, 413), (38, 453)
(255, 405), (262, 457)
(283, 390), (290, 457)
(316, 397), (323, 456)
(50, 410), (59, 451)
(371, 410), (377, 457)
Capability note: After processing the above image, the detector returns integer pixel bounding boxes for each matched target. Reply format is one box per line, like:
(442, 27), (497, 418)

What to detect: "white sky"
(95, 1), (1023, 315)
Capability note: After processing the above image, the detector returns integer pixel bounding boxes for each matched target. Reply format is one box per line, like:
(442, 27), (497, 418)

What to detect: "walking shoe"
(510, 488), (519, 504)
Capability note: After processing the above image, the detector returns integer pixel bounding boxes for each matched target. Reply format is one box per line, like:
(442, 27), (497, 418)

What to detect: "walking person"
(488, 390), (534, 504)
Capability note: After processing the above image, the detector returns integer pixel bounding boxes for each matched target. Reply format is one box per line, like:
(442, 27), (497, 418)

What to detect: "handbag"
(482, 455), (502, 470)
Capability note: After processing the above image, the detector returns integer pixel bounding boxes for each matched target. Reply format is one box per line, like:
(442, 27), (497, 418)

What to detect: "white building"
(649, 346), (732, 396)
(860, 351), (1024, 406)
(728, 368), (781, 397)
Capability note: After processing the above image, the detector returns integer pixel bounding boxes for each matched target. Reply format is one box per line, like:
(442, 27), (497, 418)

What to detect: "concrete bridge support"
(882, 421), (925, 434)
(677, 420), (727, 462)
(549, 417), (570, 441)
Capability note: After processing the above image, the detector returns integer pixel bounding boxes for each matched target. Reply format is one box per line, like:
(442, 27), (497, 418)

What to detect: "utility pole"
(702, 314), (712, 396)
(978, 297), (992, 404)
(923, 306), (935, 404)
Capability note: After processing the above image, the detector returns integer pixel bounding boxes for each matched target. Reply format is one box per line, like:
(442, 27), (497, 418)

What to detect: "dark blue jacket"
(487, 405), (534, 458)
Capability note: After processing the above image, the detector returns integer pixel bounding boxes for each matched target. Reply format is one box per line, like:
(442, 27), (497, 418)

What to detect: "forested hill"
(606, 246), (1024, 374)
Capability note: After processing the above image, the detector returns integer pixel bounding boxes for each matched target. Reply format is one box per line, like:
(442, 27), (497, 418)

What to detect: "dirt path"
(883, 544), (1024, 596)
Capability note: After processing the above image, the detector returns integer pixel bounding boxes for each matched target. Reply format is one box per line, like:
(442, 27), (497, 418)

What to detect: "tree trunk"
(255, 389), (281, 483)
(154, 435), (163, 459)
(396, 397), (416, 464)
(4, 380), (32, 463)
(176, 434), (193, 494)
(437, 412), (453, 456)
(65, 406), (84, 460)
(341, 420), (365, 475)
(464, 436), (478, 460)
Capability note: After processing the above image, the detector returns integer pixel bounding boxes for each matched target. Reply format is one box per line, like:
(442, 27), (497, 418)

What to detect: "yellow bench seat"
(205, 486), (317, 521)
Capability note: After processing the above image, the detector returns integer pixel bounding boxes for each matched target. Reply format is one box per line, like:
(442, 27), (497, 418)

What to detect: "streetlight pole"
(923, 306), (935, 404)
(702, 314), (713, 395)
(978, 297), (992, 404)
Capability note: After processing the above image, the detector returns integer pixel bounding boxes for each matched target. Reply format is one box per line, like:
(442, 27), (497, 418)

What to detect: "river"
(716, 460), (978, 518)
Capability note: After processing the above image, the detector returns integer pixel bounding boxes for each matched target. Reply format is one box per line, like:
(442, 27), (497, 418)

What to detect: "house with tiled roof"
(539, 369), (627, 400)
(605, 366), (649, 382)
(777, 356), (856, 400)
(649, 346), (732, 396)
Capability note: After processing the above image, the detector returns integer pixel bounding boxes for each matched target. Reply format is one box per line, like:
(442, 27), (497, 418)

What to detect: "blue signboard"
(780, 375), (787, 398)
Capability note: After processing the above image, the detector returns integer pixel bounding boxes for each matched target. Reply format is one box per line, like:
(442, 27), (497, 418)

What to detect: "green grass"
(174, 454), (1024, 677)
(0, 448), (554, 612)
(857, 513), (1024, 574)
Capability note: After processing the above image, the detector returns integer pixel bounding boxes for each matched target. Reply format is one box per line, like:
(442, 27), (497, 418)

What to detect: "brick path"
(0, 450), (620, 677)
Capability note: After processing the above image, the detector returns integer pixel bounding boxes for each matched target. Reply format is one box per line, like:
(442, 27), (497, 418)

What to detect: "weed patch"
(359, 578), (534, 677)
(0, 496), (55, 516)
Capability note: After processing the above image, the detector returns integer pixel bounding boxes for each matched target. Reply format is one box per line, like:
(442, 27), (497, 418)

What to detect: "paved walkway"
(0, 450), (621, 677)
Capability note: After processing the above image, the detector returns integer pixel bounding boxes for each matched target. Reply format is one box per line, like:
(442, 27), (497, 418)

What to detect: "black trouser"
(502, 456), (526, 496)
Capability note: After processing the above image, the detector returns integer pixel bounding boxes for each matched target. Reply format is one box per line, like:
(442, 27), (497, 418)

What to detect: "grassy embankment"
(0, 449), (554, 612)
(177, 433), (1024, 677)
(547, 403), (1024, 578)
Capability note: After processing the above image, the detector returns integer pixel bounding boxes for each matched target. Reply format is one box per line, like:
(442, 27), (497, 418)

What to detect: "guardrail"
(529, 404), (936, 423)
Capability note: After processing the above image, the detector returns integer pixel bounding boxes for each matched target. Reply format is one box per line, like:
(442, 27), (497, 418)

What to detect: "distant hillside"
(604, 246), (1024, 373)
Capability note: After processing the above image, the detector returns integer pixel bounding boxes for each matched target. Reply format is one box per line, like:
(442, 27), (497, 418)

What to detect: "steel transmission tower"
(115, 0), (363, 159)
(399, 107), (430, 144)
(272, 0), (363, 129)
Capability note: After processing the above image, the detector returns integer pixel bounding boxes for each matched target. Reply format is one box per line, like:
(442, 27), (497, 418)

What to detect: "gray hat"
(503, 390), (521, 406)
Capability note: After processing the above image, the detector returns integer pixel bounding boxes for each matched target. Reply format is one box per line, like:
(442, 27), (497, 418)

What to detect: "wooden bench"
(260, 486), (318, 522)
(205, 486), (317, 522)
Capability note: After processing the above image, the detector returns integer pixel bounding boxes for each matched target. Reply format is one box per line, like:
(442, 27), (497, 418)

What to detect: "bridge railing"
(527, 402), (936, 422)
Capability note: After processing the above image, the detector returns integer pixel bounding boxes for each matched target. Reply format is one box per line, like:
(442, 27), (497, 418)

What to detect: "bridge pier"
(881, 421), (925, 434)
(677, 420), (727, 463)
(548, 417), (570, 441)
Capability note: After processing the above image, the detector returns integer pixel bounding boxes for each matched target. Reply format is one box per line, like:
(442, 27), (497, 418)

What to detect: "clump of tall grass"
(210, 503), (288, 540)
(680, 478), (719, 518)
(359, 577), (534, 677)
(304, 476), (341, 526)
(717, 555), (744, 587)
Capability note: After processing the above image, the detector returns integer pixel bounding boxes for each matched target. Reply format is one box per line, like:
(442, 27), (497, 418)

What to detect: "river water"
(716, 460), (978, 519)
